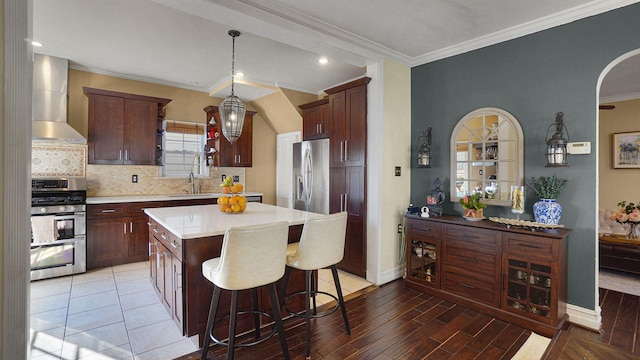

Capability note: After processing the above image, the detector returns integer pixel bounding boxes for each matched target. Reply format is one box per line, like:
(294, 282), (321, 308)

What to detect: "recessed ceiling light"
(235, 72), (244, 77)
(31, 41), (43, 47)
(318, 57), (329, 64)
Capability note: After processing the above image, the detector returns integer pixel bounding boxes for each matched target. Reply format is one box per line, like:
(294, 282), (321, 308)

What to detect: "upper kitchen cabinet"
(204, 105), (255, 167)
(299, 98), (330, 140)
(84, 87), (171, 165)
(326, 78), (370, 167)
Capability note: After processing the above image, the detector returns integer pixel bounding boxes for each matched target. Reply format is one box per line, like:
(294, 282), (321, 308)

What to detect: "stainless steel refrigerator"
(292, 139), (330, 214)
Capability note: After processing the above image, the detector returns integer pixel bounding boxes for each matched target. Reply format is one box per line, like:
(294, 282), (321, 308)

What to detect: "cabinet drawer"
(504, 234), (557, 259)
(442, 243), (498, 275)
(87, 203), (128, 219)
(152, 224), (183, 261)
(129, 201), (165, 217)
(441, 269), (499, 306)
(408, 219), (442, 238)
(444, 225), (500, 251)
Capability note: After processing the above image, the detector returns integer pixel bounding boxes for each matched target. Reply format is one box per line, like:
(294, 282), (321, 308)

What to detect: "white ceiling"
(33, 0), (640, 101)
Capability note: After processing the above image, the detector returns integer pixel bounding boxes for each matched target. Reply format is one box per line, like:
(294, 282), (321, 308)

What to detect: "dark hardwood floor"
(178, 281), (640, 360)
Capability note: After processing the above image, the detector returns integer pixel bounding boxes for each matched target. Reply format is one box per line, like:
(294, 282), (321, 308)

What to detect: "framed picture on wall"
(613, 131), (640, 168)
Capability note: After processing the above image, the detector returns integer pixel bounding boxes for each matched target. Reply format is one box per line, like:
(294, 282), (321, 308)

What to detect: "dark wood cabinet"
(149, 220), (183, 331)
(326, 78), (369, 167)
(300, 98), (330, 140)
(204, 105), (255, 167)
(87, 216), (128, 268)
(323, 77), (370, 278)
(88, 200), (204, 269)
(84, 87), (171, 165)
(330, 166), (366, 277)
(405, 216), (570, 337)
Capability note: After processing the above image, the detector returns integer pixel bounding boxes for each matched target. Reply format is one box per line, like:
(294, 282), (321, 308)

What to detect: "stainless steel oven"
(31, 178), (87, 281)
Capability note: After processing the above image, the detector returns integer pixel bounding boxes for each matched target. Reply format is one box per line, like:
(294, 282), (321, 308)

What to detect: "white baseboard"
(376, 265), (405, 285)
(567, 303), (601, 331)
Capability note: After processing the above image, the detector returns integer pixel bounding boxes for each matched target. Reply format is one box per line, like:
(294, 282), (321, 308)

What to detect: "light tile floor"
(29, 262), (372, 360)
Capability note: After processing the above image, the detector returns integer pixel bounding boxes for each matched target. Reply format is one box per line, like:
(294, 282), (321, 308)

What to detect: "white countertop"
(86, 192), (263, 204)
(144, 202), (323, 239)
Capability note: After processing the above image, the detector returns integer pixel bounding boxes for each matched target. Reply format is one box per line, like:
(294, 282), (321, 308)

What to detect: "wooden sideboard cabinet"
(84, 87), (171, 165)
(405, 215), (570, 337)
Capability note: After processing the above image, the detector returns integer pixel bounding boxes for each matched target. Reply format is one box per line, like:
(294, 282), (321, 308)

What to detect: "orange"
(222, 186), (232, 194)
(229, 195), (240, 204)
(231, 204), (241, 213)
(217, 196), (229, 205)
(238, 196), (247, 204)
(225, 207), (233, 213)
(239, 202), (246, 212)
(231, 184), (242, 193)
(218, 204), (230, 212)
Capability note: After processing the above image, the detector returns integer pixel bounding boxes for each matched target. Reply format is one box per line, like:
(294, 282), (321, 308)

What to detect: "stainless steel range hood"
(32, 54), (87, 144)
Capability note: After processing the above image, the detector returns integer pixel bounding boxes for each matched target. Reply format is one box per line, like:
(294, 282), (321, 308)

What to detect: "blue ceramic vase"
(533, 199), (562, 225)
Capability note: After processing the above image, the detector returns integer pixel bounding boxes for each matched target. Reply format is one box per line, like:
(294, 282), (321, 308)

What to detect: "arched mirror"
(450, 107), (524, 206)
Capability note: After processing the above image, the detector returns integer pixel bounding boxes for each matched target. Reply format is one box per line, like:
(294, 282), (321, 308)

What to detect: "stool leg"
(228, 290), (238, 360)
(304, 269), (312, 359)
(330, 265), (351, 335)
(311, 270), (317, 315)
(279, 266), (291, 308)
(201, 285), (222, 360)
(267, 283), (290, 360)
(251, 288), (261, 339)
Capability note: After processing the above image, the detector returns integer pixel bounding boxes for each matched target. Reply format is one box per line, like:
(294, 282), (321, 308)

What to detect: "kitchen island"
(144, 202), (322, 344)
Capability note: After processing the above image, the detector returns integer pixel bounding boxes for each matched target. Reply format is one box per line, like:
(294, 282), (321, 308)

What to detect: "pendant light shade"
(220, 30), (246, 144)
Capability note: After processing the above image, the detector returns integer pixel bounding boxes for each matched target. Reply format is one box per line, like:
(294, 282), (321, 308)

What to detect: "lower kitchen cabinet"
(404, 215), (570, 337)
(87, 202), (164, 269)
(149, 221), (184, 330)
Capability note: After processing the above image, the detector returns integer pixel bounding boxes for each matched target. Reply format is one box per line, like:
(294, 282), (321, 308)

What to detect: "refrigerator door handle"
(343, 193), (348, 212)
(303, 149), (313, 202)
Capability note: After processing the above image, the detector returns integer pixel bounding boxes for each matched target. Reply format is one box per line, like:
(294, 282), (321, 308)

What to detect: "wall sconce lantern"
(417, 127), (432, 168)
(545, 112), (569, 167)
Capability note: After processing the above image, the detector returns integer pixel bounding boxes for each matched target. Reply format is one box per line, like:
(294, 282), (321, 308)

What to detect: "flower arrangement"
(611, 201), (640, 239)
(460, 193), (487, 218)
(528, 175), (567, 199)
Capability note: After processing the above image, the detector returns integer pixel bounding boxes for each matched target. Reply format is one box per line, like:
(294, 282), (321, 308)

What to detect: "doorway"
(597, 50), (640, 297)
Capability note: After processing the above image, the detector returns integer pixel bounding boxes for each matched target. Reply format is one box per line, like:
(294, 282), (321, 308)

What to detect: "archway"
(595, 48), (640, 340)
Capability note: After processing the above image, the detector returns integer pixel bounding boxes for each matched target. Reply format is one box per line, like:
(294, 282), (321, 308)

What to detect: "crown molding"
(412, 0), (640, 66)
(204, 0), (640, 67)
(600, 91), (640, 103)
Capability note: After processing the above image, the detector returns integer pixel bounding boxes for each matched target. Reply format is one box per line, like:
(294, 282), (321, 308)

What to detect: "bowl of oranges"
(217, 195), (247, 214)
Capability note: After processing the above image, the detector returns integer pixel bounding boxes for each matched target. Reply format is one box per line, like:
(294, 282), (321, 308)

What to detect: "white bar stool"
(200, 221), (290, 360)
(280, 212), (350, 359)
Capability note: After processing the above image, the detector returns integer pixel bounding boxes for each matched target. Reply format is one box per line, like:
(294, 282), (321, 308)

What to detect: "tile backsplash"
(86, 165), (245, 197)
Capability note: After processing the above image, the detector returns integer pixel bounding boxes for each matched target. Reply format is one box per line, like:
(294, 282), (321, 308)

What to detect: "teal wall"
(411, 4), (640, 310)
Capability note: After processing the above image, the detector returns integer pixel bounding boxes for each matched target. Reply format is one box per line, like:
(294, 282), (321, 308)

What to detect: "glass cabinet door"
(504, 258), (554, 322)
(407, 237), (440, 288)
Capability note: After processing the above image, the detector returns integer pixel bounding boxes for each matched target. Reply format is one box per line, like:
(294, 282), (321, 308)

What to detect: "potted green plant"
(528, 175), (567, 224)
(459, 193), (487, 219)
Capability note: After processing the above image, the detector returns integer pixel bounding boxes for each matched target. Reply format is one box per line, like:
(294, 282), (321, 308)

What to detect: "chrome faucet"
(188, 171), (195, 194)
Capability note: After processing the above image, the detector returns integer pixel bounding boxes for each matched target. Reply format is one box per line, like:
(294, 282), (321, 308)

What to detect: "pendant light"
(219, 30), (246, 144)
